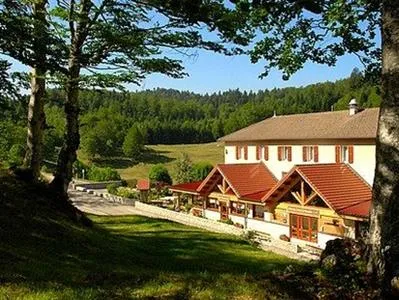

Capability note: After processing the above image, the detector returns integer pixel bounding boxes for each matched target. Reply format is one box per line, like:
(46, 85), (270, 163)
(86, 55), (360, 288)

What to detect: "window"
(207, 198), (219, 210)
(256, 145), (269, 161)
(303, 146), (319, 162)
(235, 145), (248, 160)
(230, 201), (246, 215)
(341, 145), (349, 162)
(236, 145), (242, 160)
(278, 146), (292, 161)
(253, 205), (264, 219)
(336, 145), (354, 163)
(290, 214), (318, 243)
(304, 146), (314, 162)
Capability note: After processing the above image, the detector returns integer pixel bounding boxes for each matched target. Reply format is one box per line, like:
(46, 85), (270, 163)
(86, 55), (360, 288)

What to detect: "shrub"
(8, 144), (25, 167)
(149, 164), (172, 185)
(107, 183), (119, 195)
(219, 218), (234, 225)
(87, 166), (121, 181)
(116, 187), (139, 199)
(192, 161), (213, 181)
(73, 160), (90, 179)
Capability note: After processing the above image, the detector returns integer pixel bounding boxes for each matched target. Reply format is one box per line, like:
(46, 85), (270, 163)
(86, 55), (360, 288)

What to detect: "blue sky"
(134, 50), (363, 94)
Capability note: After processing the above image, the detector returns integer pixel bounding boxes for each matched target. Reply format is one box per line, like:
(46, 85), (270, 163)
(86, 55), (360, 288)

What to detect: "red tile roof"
(195, 163), (277, 202)
(216, 163), (277, 199)
(169, 181), (202, 194)
(263, 164), (371, 218)
(137, 179), (150, 191)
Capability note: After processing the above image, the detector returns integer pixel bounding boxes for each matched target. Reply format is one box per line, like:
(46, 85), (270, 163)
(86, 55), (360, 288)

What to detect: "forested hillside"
(0, 69), (380, 164)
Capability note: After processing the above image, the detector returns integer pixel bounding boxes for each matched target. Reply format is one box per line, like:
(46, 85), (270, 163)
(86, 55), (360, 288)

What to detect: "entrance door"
(220, 202), (229, 220)
(290, 214), (318, 243)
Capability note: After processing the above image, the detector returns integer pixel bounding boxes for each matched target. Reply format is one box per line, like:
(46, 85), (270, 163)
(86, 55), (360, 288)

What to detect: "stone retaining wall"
(134, 201), (244, 236)
(72, 180), (123, 190)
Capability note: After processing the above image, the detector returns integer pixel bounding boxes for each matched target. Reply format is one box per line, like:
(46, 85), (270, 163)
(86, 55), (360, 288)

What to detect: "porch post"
(175, 193), (181, 211)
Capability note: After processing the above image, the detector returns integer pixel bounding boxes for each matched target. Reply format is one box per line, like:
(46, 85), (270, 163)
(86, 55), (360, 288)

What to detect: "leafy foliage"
(122, 126), (145, 158)
(238, 0), (381, 80)
(86, 166), (121, 182)
(0, 120), (26, 165)
(149, 164), (172, 185)
(175, 153), (194, 184)
(7, 144), (25, 167)
(192, 161), (213, 181)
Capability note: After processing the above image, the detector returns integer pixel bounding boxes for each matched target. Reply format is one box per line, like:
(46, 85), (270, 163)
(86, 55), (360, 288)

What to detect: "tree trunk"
(368, 1), (399, 297)
(51, 61), (81, 194)
(23, 0), (47, 179)
(24, 67), (46, 179)
(51, 0), (92, 195)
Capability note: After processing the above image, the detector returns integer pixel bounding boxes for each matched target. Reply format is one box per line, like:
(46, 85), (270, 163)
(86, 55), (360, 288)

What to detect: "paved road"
(69, 190), (140, 216)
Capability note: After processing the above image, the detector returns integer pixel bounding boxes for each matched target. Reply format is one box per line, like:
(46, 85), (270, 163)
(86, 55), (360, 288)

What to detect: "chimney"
(349, 98), (358, 116)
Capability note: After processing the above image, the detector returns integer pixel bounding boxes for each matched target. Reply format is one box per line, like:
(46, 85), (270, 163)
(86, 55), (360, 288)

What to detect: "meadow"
(85, 142), (224, 184)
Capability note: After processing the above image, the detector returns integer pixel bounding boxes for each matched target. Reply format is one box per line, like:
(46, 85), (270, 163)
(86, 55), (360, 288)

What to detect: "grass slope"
(0, 171), (305, 299)
(86, 142), (224, 184)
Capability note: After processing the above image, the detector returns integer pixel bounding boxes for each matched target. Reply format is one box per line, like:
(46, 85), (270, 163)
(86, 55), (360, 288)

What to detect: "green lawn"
(1, 214), (304, 299)
(81, 142), (224, 185)
(0, 171), (306, 299)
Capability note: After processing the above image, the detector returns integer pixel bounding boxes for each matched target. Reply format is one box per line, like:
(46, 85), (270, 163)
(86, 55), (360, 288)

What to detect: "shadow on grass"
(91, 148), (174, 170)
(0, 171), (305, 300)
(0, 212), (307, 299)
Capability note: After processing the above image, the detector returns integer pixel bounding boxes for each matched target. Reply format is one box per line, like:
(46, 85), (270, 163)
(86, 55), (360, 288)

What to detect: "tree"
(192, 162), (213, 181)
(48, 0), (249, 193)
(0, 0), (63, 179)
(149, 164), (172, 185)
(175, 153), (193, 184)
(238, 0), (396, 296)
(123, 126), (145, 158)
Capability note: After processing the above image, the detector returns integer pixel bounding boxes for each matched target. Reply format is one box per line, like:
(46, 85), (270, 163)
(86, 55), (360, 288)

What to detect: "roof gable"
(197, 163), (277, 201)
(219, 108), (379, 142)
(263, 164), (371, 218)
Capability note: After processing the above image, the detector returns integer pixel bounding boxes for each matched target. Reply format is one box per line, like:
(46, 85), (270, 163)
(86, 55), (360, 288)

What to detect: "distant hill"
(0, 68), (380, 165)
(43, 68), (380, 147)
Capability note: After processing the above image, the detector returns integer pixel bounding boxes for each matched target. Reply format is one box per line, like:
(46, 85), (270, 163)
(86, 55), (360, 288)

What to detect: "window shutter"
(288, 146), (292, 162)
(278, 146), (282, 161)
(244, 145), (248, 160)
(335, 145), (341, 163)
(348, 145), (354, 163)
(264, 145), (269, 161)
(256, 145), (261, 160)
(236, 146), (240, 160)
(302, 146), (307, 162)
(314, 146), (319, 162)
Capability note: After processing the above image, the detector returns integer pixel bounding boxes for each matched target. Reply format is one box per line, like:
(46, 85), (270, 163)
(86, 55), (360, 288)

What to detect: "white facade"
(224, 143), (375, 185)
